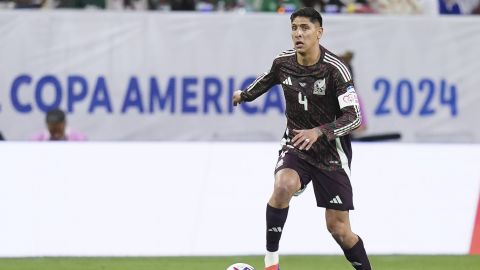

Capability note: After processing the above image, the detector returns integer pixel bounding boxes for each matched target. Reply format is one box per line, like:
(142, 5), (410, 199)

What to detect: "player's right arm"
(233, 61), (279, 106)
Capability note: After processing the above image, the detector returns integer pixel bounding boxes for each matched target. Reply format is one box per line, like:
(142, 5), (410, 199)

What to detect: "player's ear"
(317, 27), (323, 40)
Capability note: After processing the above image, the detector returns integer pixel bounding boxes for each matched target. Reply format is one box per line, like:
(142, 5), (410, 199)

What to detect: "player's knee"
(327, 220), (348, 239)
(274, 169), (300, 194)
(273, 179), (297, 198)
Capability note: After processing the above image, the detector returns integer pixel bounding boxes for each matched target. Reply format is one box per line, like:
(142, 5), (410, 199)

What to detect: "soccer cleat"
(264, 251), (279, 270)
(265, 264), (280, 270)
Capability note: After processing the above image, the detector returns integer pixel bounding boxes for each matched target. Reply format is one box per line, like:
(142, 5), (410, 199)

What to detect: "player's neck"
(296, 47), (321, 66)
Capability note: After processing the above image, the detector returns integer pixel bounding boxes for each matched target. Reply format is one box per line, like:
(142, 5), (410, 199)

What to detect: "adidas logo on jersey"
(282, 77), (292, 86)
(329, 195), (343, 204)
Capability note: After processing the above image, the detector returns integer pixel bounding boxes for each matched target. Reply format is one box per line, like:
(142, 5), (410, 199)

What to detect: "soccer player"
(232, 7), (372, 270)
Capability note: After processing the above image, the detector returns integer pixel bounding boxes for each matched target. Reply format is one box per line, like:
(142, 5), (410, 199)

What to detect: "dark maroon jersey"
(241, 45), (361, 172)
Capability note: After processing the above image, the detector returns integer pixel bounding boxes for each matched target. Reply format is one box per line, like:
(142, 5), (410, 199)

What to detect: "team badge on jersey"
(313, 78), (326, 95)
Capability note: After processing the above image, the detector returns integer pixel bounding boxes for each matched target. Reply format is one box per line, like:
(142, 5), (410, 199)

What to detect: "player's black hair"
(290, 7), (323, 27)
(46, 108), (66, 124)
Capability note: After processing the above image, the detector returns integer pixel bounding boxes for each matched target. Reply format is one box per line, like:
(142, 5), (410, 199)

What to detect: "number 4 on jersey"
(298, 92), (308, 111)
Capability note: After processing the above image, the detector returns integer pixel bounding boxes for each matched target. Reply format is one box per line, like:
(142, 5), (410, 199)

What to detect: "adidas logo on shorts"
(329, 195), (343, 204)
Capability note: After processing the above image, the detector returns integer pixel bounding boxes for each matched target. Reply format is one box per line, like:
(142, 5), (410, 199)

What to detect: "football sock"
(266, 204), (289, 252)
(264, 251), (279, 267)
(342, 236), (372, 270)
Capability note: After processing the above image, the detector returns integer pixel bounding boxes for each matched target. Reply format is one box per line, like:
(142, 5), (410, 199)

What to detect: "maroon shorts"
(274, 151), (354, 211)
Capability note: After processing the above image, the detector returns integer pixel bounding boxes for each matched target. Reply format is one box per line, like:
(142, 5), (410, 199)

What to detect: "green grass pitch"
(0, 255), (479, 270)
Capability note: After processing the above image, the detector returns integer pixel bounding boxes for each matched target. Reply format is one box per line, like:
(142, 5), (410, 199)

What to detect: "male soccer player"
(232, 7), (372, 270)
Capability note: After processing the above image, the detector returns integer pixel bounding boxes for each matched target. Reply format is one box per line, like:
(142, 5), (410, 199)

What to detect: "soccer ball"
(226, 262), (255, 270)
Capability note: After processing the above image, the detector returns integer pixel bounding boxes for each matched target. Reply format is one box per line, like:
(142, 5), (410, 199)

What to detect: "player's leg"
(265, 152), (309, 270)
(269, 168), (301, 208)
(310, 168), (372, 270)
(325, 209), (371, 270)
(265, 168), (301, 270)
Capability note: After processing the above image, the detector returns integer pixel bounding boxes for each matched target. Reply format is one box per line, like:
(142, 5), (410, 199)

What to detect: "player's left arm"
(294, 65), (361, 148)
(318, 70), (362, 141)
(292, 84), (361, 150)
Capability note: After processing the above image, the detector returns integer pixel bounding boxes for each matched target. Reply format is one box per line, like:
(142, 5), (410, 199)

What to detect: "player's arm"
(317, 72), (362, 141)
(292, 90), (361, 150)
(233, 62), (279, 106)
(292, 66), (361, 150)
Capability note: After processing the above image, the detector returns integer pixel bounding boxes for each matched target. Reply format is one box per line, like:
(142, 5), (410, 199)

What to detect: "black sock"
(342, 236), (372, 270)
(266, 204), (289, 252)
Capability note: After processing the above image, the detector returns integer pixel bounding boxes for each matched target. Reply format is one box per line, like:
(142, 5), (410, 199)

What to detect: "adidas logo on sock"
(268, 227), (282, 232)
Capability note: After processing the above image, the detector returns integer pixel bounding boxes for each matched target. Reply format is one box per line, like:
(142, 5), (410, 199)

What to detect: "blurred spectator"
(473, 1), (480, 13)
(340, 51), (355, 82)
(57, 0), (105, 8)
(122, 0), (147, 9)
(196, 0), (216, 11)
(322, 0), (345, 13)
(0, 131), (5, 141)
(339, 50), (401, 142)
(439, 0), (461, 13)
(32, 109), (87, 141)
(220, 0), (239, 11)
(14, 0), (45, 8)
(415, 0), (441, 15)
(0, 0), (13, 9)
(107, 0), (147, 9)
(369, 0), (422, 14)
(148, 0), (171, 10)
(3, 0), (479, 13)
(278, 0), (302, 12)
(346, 0), (375, 13)
(439, 0), (480, 14)
(300, 0), (325, 10)
(339, 51), (368, 136)
(299, 0), (373, 13)
(169, 0), (195, 10)
(249, 0), (300, 12)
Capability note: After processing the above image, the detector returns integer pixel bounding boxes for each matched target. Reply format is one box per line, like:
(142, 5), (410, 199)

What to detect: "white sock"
(264, 251), (279, 267)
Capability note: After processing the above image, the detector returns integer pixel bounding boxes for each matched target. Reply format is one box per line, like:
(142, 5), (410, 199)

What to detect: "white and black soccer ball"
(226, 262), (255, 270)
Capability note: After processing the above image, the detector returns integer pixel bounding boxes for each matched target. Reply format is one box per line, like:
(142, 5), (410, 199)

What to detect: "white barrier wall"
(0, 142), (479, 256)
(1, 12), (480, 142)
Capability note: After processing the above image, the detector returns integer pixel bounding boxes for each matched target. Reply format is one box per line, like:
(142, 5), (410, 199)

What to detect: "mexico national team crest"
(313, 78), (326, 95)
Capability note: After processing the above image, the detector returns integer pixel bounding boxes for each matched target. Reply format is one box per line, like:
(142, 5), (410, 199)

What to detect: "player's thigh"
(274, 152), (311, 192)
(311, 169), (354, 210)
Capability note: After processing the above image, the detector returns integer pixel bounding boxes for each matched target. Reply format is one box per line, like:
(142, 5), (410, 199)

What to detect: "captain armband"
(338, 86), (359, 109)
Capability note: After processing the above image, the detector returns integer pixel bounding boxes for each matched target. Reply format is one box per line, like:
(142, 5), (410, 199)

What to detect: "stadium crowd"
(0, 0), (479, 14)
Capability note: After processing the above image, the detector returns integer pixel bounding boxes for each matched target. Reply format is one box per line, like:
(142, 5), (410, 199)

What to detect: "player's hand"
(292, 128), (323, 151)
(232, 90), (244, 106)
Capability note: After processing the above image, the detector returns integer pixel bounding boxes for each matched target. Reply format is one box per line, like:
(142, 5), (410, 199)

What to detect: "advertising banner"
(0, 142), (479, 256)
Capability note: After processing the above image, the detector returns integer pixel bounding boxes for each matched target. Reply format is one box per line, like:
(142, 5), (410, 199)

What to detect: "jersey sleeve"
(240, 60), (279, 102)
(318, 65), (362, 141)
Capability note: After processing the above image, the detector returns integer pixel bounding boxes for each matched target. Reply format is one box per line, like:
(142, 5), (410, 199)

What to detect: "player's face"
(291, 17), (322, 54)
